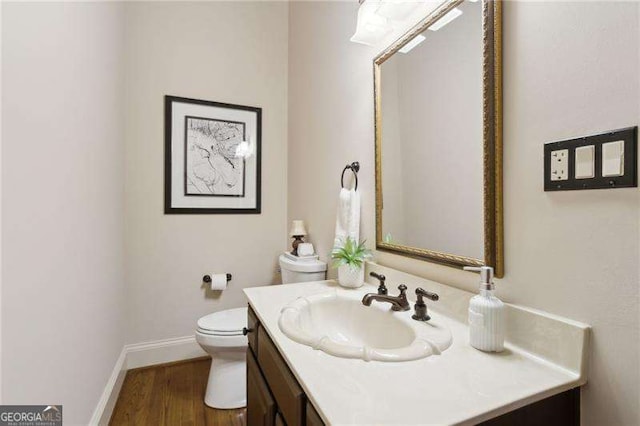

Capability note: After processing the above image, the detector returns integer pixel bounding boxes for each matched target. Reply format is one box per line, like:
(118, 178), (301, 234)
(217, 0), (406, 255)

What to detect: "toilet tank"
(279, 254), (327, 284)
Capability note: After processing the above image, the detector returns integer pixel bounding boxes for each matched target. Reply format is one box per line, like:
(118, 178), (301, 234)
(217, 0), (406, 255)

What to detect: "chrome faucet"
(362, 284), (411, 311)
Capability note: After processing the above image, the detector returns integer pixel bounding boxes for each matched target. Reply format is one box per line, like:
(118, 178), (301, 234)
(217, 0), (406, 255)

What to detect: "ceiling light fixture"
(351, 1), (447, 48)
(350, 0), (392, 46)
(376, 0), (421, 21)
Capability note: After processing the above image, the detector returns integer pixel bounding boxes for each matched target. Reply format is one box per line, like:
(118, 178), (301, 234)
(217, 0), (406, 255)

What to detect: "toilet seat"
(196, 329), (247, 348)
(196, 328), (243, 336)
(197, 307), (247, 335)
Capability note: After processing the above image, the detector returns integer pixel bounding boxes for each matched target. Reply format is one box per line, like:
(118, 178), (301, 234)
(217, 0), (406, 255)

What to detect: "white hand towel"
(334, 188), (360, 248)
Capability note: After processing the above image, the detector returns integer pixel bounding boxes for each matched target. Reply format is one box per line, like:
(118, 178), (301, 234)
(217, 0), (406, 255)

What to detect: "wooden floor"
(110, 357), (246, 426)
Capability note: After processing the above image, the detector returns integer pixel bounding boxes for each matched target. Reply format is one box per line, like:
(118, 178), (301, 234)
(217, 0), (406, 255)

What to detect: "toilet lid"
(279, 254), (327, 273)
(197, 307), (247, 333)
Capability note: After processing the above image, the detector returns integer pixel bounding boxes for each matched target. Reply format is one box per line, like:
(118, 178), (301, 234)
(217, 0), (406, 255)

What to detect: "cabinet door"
(306, 401), (325, 426)
(479, 388), (579, 426)
(247, 350), (276, 426)
(247, 306), (260, 356)
(257, 327), (306, 426)
(275, 412), (286, 426)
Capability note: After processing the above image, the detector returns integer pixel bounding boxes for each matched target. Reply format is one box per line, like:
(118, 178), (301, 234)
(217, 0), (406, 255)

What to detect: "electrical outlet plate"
(550, 149), (568, 181)
(544, 127), (637, 191)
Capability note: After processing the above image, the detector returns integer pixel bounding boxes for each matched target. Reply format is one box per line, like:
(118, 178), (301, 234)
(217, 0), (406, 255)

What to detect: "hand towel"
(334, 188), (360, 248)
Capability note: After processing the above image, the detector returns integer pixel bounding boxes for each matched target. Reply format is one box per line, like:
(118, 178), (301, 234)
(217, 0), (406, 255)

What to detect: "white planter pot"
(337, 264), (364, 288)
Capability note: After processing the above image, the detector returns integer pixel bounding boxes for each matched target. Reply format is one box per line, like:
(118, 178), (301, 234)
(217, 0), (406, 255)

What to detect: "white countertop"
(244, 271), (589, 425)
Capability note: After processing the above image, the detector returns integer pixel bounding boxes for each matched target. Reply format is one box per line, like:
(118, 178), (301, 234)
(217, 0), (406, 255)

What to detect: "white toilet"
(195, 255), (326, 409)
(195, 307), (248, 409)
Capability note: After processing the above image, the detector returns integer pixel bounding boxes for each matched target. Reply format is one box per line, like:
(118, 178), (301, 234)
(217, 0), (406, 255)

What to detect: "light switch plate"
(575, 145), (595, 179)
(602, 140), (624, 177)
(544, 127), (637, 191)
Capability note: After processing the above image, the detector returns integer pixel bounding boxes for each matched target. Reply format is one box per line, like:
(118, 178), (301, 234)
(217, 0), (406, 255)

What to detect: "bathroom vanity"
(246, 307), (324, 426)
(244, 264), (589, 426)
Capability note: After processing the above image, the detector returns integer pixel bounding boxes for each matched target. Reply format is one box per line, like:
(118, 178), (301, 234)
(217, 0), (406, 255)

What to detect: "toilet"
(195, 307), (248, 409)
(195, 255), (327, 409)
(278, 253), (328, 284)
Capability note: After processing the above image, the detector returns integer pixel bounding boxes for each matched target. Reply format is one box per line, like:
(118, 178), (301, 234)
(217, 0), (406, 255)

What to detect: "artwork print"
(164, 95), (262, 214)
(185, 117), (246, 197)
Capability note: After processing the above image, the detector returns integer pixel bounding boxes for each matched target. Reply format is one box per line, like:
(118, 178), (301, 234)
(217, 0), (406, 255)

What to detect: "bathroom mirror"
(374, 0), (503, 276)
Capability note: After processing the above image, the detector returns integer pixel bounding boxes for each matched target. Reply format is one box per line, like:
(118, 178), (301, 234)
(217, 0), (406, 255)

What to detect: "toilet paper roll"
(209, 273), (228, 291)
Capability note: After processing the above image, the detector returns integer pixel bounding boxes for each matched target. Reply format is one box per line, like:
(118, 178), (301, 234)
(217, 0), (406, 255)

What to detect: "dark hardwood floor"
(110, 357), (246, 426)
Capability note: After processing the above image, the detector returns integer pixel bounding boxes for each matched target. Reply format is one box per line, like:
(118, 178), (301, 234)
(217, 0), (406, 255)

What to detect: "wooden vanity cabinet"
(247, 306), (260, 356)
(247, 351), (276, 426)
(257, 326), (305, 425)
(247, 306), (325, 426)
(478, 388), (580, 426)
(305, 402), (324, 426)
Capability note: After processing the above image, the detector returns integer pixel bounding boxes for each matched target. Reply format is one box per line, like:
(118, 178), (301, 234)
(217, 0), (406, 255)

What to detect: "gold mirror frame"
(374, 0), (503, 277)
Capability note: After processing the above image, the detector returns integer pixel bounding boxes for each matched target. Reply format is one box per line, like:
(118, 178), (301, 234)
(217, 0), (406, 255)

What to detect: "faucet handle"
(370, 271), (388, 295)
(370, 271), (385, 281)
(412, 288), (439, 322)
(397, 284), (407, 295)
(416, 287), (439, 302)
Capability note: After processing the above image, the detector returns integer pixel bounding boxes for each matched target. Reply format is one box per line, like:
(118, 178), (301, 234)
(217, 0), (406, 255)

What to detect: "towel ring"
(341, 162), (360, 191)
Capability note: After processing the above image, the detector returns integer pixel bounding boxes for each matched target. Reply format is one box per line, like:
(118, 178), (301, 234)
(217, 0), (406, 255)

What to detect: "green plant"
(331, 238), (372, 268)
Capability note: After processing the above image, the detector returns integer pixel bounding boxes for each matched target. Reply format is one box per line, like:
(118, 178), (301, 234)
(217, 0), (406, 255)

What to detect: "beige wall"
(288, 1), (375, 270)
(288, 2), (639, 425)
(124, 2), (289, 344)
(0, 0), (4, 404)
(1, 3), (126, 424)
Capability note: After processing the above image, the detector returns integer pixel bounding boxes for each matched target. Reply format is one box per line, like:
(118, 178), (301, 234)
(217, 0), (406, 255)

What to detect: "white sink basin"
(278, 289), (452, 362)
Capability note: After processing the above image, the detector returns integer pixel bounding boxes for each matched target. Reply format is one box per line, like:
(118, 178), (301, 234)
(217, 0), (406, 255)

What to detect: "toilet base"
(204, 351), (247, 409)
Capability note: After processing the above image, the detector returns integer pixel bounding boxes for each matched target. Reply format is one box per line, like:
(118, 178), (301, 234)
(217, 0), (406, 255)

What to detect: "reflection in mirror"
(375, 0), (503, 275)
(380, 0), (483, 260)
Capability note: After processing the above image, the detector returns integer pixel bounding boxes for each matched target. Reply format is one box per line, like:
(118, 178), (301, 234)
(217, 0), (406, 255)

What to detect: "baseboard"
(89, 348), (127, 426)
(90, 335), (207, 425)
(124, 335), (207, 370)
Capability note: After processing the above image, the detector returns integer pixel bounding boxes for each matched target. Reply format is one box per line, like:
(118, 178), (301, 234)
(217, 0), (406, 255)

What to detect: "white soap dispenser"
(464, 266), (505, 352)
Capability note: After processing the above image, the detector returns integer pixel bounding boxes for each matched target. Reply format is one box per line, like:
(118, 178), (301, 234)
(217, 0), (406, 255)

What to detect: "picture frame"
(164, 95), (262, 214)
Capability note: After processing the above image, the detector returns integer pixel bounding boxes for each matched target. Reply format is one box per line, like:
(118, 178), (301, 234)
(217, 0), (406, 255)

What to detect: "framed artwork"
(164, 95), (262, 214)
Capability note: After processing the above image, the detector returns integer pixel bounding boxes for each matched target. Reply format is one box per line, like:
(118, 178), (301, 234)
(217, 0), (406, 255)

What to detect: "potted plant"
(331, 238), (372, 288)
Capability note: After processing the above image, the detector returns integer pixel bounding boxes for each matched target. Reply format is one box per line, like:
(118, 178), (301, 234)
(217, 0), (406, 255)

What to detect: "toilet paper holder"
(202, 274), (232, 284)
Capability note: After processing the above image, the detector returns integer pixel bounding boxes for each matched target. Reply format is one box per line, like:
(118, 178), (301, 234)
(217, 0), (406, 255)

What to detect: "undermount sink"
(278, 289), (453, 362)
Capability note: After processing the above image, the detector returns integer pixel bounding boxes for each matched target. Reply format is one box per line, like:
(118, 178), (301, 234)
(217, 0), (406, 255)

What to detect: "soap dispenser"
(464, 266), (504, 352)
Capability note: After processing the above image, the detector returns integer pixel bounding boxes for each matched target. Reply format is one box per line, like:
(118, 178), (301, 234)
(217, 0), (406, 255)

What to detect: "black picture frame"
(164, 95), (262, 214)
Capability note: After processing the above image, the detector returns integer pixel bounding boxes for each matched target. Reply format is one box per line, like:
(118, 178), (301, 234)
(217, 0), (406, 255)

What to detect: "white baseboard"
(90, 335), (207, 425)
(89, 348), (127, 426)
(125, 335), (207, 370)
